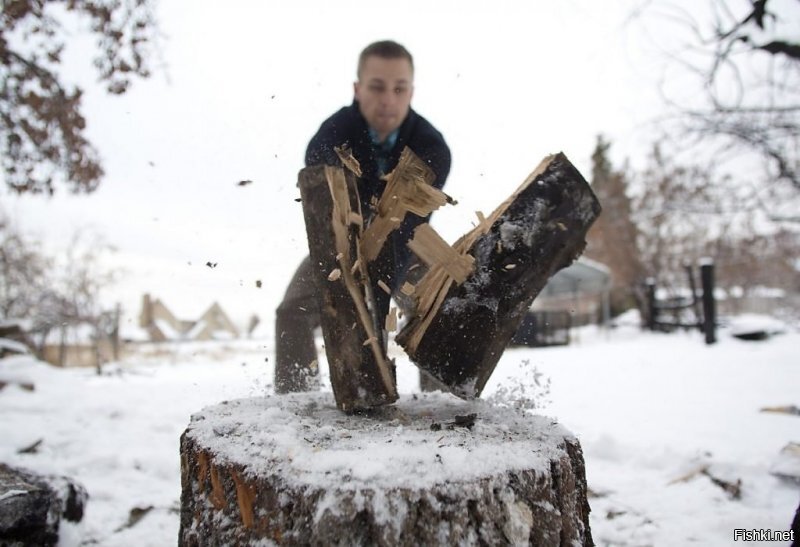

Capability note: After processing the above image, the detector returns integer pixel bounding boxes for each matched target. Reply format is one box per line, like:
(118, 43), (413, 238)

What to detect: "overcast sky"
(2, 0), (769, 329)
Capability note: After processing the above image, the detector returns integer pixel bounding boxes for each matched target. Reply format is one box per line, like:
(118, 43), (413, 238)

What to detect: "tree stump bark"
(179, 393), (593, 546)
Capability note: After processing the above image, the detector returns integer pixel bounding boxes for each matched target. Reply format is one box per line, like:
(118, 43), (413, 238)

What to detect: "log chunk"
(397, 153), (601, 399)
(298, 165), (397, 412)
(0, 463), (87, 546)
(178, 393), (593, 546)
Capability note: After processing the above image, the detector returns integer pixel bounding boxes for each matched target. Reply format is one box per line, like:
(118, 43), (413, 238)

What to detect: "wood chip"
(407, 224), (475, 285)
(17, 438), (43, 455)
(334, 145), (363, 177)
(760, 405), (800, 415)
(362, 336), (377, 346)
(327, 268), (342, 281)
(400, 282), (416, 296)
(377, 279), (392, 295)
(504, 264), (517, 270)
(359, 148), (448, 262)
(668, 464), (710, 485)
(385, 307), (398, 331)
(349, 212), (363, 228)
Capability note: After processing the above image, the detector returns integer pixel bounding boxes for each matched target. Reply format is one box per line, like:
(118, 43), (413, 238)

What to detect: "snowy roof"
(154, 318), (184, 340)
(42, 322), (97, 345)
(0, 318), (33, 331)
(539, 257), (611, 296)
(0, 338), (30, 355)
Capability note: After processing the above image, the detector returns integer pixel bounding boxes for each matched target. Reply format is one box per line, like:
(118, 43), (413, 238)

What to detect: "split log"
(298, 165), (397, 412)
(298, 150), (450, 412)
(397, 153), (601, 399)
(178, 393), (593, 546)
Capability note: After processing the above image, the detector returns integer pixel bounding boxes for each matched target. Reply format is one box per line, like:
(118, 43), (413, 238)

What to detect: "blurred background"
(1, 0), (798, 358)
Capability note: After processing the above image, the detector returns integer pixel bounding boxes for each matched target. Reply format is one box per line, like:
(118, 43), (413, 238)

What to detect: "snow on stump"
(178, 392), (592, 545)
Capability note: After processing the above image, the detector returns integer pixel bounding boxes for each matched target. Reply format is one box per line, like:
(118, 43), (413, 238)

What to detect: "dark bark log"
(397, 153), (601, 399)
(0, 463), (87, 546)
(178, 393), (593, 546)
(298, 165), (397, 412)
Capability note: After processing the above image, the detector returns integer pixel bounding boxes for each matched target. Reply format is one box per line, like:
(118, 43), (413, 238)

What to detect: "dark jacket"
(305, 100), (451, 293)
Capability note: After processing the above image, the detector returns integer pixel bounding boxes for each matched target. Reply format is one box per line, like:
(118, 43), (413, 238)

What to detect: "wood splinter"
(360, 148), (451, 263)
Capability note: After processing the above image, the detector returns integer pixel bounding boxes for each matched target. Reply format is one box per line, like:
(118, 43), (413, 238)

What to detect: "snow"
(728, 313), (788, 337)
(0, 320), (798, 546)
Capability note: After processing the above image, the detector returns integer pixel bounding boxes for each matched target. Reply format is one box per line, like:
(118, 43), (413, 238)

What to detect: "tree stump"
(179, 393), (593, 546)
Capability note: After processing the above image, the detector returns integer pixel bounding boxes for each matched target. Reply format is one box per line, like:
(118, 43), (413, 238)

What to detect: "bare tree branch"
(633, 0), (800, 191)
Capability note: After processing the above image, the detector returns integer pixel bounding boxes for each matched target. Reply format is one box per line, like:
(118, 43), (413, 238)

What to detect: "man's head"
(354, 40), (414, 143)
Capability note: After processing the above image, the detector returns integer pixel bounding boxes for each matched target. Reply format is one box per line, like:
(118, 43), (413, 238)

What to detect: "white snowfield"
(0, 317), (798, 546)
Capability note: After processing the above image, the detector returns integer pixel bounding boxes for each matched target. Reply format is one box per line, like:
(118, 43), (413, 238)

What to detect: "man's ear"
(353, 81), (360, 101)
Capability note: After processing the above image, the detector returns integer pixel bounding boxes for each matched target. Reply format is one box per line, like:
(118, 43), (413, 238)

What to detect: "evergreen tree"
(584, 135), (644, 315)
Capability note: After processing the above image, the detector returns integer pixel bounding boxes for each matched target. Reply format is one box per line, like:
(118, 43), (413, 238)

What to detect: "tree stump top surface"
(184, 392), (574, 491)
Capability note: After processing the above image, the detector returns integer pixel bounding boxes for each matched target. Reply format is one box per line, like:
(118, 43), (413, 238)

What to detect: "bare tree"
(0, 209), (119, 366)
(711, 226), (800, 293)
(633, 0), (799, 199)
(0, 209), (50, 318)
(632, 142), (799, 304)
(1, 0), (158, 195)
(632, 144), (725, 288)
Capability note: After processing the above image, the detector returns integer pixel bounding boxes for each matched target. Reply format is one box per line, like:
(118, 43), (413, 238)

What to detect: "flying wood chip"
(334, 145), (363, 177)
(360, 148), (450, 263)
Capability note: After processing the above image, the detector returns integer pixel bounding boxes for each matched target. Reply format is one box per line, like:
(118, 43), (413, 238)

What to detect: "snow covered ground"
(1, 317), (798, 546)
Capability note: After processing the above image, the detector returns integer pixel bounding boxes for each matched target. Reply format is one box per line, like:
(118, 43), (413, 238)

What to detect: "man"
(275, 40), (451, 393)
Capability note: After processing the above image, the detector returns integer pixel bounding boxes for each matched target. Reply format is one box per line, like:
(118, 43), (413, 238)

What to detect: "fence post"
(685, 264), (703, 332)
(700, 262), (717, 345)
(645, 278), (656, 331)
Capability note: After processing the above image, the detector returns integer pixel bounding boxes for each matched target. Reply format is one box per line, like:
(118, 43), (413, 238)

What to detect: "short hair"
(357, 40), (414, 79)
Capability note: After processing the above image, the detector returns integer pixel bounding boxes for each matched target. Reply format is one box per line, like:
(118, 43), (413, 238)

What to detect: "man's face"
(354, 56), (414, 142)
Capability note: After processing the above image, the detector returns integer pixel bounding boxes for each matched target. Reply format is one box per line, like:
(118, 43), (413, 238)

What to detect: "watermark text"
(733, 529), (794, 542)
